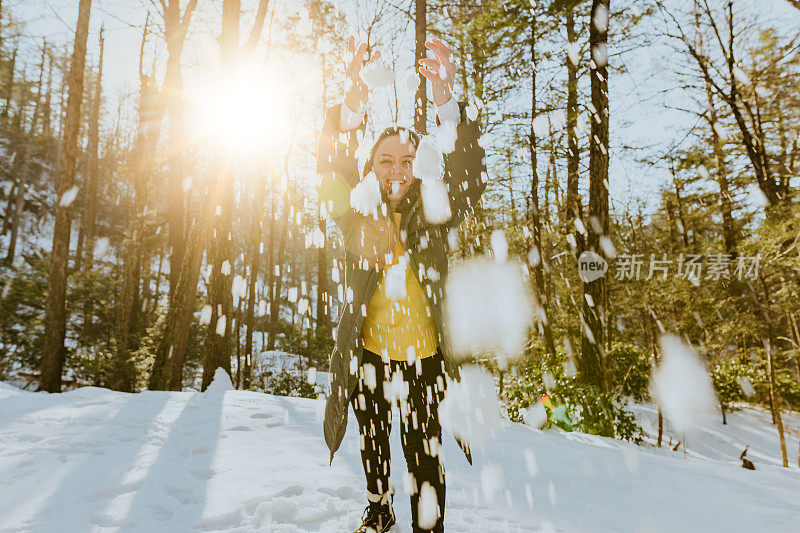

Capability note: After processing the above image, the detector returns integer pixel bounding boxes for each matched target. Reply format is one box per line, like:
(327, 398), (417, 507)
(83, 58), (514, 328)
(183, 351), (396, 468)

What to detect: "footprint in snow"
(270, 484), (304, 498)
(190, 468), (215, 480)
(147, 503), (175, 521)
(165, 485), (200, 505)
(317, 485), (360, 500)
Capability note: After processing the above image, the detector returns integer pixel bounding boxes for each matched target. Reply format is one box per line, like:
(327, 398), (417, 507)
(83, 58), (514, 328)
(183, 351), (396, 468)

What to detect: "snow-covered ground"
(632, 403), (800, 469)
(1, 377), (799, 532)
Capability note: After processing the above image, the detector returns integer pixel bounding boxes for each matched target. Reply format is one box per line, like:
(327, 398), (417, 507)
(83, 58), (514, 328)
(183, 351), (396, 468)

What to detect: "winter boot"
(354, 485), (395, 533)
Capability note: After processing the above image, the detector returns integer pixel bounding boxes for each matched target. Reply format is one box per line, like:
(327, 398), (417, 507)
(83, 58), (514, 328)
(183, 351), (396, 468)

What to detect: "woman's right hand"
(344, 36), (380, 113)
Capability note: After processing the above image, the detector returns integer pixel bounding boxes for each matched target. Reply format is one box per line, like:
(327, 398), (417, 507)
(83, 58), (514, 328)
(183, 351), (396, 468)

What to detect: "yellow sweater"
(363, 213), (439, 362)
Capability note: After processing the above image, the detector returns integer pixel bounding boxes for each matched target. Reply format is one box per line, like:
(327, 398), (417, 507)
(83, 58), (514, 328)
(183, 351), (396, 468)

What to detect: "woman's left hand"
(418, 39), (456, 107)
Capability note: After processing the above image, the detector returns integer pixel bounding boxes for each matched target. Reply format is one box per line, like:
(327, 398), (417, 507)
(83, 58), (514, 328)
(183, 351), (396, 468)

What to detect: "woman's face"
(372, 134), (416, 205)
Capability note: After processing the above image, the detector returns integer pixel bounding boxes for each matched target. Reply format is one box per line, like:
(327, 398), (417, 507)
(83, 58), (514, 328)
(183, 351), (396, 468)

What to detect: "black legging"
(349, 347), (447, 533)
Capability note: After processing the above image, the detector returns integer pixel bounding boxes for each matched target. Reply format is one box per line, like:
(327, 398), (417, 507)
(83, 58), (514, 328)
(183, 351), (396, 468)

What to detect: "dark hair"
(362, 126), (422, 214)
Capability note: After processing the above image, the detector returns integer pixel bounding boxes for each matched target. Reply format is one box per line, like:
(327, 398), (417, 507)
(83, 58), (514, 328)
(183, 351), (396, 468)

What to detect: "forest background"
(0, 0), (799, 465)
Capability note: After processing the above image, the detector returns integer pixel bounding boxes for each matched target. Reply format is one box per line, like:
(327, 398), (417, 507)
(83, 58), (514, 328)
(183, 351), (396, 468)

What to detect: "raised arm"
(315, 38), (392, 266)
(419, 38), (488, 228)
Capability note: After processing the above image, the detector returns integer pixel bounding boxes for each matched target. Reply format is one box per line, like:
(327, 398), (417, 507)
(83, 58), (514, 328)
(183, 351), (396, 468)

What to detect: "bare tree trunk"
(266, 185), (277, 350)
(528, 9), (557, 361)
(789, 312), (800, 380)
(202, 153), (235, 390)
(268, 180), (290, 351)
(580, 0), (610, 390)
(564, 5), (581, 249)
(234, 293), (244, 387)
(77, 28), (103, 273)
(162, 0), (198, 300)
(766, 339), (789, 467)
(78, 28), (104, 340)
(42, 50), (54, 138)
(694, 7), (737, 254)
(315, 56), (331, 350)
(1, 40), (20, 236)
(1, 41), (17, 122)
(114, 21), (162, 393)
(153, 246), (165, 311)
(4, 41), (46, 265)
(243, 174), (267, 389)
(3, 155), (27, 265)
(201, 0), (271, 391)
(158, 213), (205, 391)
(315, 211), (330, 344)
(747, 272), (789, 467)
(155, 173), (219, 391)
(707, 101), (737, 254)
(414, 0), (427, 134)
(39, 0), (92, 393)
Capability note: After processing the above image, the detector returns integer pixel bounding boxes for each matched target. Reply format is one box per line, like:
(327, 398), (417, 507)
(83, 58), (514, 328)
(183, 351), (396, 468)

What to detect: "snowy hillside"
(1, 378), (799, 533)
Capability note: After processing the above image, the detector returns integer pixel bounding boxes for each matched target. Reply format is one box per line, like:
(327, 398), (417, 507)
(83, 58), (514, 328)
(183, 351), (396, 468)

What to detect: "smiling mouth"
(386, 177), (406, 196)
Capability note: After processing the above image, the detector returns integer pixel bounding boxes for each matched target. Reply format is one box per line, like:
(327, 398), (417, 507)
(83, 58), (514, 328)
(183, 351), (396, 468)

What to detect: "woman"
(316, 36), (487, 533)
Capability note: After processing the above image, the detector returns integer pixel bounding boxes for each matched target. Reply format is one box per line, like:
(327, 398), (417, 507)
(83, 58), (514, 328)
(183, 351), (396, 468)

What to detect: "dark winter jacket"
(315, 101), (487, 466)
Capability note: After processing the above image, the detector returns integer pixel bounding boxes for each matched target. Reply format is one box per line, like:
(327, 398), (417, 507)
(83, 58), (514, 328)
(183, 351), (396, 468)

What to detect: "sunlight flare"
(193, 67), (291, 153)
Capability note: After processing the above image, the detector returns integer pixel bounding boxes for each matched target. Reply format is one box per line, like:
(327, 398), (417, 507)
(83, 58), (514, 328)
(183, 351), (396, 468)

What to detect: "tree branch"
(242, 0), (270, 57)
(179, 0), (198, 41)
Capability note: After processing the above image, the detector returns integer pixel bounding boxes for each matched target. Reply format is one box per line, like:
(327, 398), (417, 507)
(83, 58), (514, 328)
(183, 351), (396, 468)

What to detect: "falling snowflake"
(93, 237), (109, 259)
(215, 315), (227, 336)
(436, 120), (458, 154)
(444, 258), (534, 362)
(360, 59), (394, 89)
(418, 482), (440, 528)
(413, 137), (443, 181)
(59, 186), (79, 207)
(385, 257), (408, 300)
(404, 71), (420, 96)
(480, 463), (504, 503)
(651, 334), (716, 432)
(350, 171), (381, 217)
(566, 42), (580, 65)
(439, 365), (501, 447)
(200, 305), (213, 325)
(421, 180), (452, 224)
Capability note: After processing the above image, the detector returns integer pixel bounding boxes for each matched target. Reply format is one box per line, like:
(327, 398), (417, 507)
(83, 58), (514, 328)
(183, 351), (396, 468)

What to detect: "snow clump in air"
(436, 120), (458, 154)
(414, 135), (451, 223)
(466, 100), (479, 121)
(444, 257), (534, 364)
(360, 59), (394, 89)
(421, 180), (452, 224)
(199, 304), (213, 325)
(413, 136), (443, 181)
(404, 71), (420, 96)
(350, 171), (381, 217)
(59, 186), (79, 207)
(93, 237), (110, 259)
(650, 333), (717, 432)
(491, 230), (509, 263)
(384, 257), (408, 300)
(481, 463), (505, 503)
(417, 482), (440, 529)
(439, 365), (501, 448)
